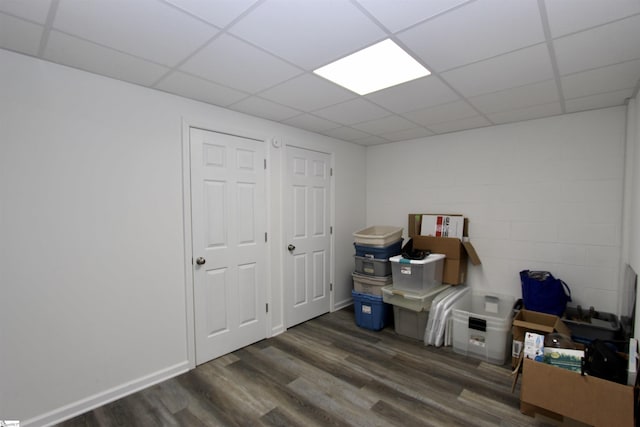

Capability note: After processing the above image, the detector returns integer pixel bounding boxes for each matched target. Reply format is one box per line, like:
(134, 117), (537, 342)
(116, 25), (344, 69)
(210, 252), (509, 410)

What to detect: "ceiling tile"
(228, 0), (386, 70)
(365, 75), (459, 113)
(228, 96), (301, 122)
(259, 73), (356, 112)
(468, 79), (559, 114)
(429, 115), (491, 134)
(355, 0), (471, 33)
(321, 126), (371, 141)
(565, 89), (634, 113)
(313, 98), (390, 125)
(53, 0), (218, 66)
(43, 31), (171, 87)
(545, 0), (640, 38)
(382, 127), (435, 142)
(0, 13), (43, 55)
(155, 71), (247, 106)
(352, 135), (390, 146)
(486, 102), (562, 124)
(441, 44), (554, 98)
(283, 114), (341, 133)
(162, 0), (259, 28)
(179, 34), (302, 93)
(0, 0), (51, 24)
(403, 100), (479, 127)
(352, 115), (416, 134)
(554, 15), (640, 75)
(562, 59), (640, 99)
(397, 0), (544, 72)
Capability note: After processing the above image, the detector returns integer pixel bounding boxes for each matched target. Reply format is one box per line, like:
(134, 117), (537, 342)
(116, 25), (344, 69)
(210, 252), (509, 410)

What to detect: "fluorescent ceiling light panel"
(313, 39), (430, 95)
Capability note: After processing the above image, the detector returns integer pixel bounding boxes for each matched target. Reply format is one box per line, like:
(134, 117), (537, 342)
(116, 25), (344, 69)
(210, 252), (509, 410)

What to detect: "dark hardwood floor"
(56, 307), (557, 427)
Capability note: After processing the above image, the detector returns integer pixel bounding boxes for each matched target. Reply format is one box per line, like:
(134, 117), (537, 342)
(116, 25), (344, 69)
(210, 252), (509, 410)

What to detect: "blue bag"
(519, 270), (571, 317)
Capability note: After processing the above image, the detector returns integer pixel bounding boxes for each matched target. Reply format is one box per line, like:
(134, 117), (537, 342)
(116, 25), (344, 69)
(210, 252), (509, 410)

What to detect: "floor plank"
(55, 307), (538, 426)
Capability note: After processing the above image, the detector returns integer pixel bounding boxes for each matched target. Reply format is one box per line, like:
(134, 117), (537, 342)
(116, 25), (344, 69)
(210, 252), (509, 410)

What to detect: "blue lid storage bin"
(352, 290), (392, 331)
(354, 238), (403, 260)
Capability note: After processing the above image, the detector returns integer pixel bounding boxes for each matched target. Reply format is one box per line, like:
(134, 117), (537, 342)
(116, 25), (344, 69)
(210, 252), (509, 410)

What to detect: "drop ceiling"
(2, 0), (640, 146)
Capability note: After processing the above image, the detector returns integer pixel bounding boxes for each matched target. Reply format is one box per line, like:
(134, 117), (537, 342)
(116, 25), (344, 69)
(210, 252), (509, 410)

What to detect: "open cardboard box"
(408, 214), (480, 285)
(511, 309), (573, 369)
(520, 358), (636, 426)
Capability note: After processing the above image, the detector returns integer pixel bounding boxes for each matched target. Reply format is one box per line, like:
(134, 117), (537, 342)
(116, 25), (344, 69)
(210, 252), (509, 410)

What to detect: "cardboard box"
(520, 358), (635, 426)
(512, 310), (573, 369)
(408, 214), (481, 285)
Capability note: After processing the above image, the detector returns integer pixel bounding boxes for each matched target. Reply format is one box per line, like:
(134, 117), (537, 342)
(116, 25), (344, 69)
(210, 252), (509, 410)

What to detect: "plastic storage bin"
(353, 226), (403, 246)
(389, 254), (445, 292)
(394, 306), (429, 340)
(352, 290), (392, 331)
(452, 291), (515, 365)
(354, 239), (403, 259)
(354, 256), (392, 276)
(381, 284), (449, 311)
(352, 272), (392, 296)
(563, 306), (620, 343)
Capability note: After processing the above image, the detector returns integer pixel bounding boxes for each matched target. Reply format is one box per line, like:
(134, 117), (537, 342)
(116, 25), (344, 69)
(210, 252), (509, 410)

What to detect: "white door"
(190, 127), (267, 365)
(284, 146), (331, 328)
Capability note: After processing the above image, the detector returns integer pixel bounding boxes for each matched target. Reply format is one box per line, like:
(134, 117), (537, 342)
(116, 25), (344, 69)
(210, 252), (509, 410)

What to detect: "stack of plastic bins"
(384, 254), (448, 339)
(351, 226), (403, 330)
(452, 290), (516, 365)
(382, 285), (449, 339)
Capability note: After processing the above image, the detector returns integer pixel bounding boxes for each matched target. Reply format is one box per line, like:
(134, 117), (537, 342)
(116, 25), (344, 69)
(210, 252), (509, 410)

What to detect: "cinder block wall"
(365, 107), (626, 313)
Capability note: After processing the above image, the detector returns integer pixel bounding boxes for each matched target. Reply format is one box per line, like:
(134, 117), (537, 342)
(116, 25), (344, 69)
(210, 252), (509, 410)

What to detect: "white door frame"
(181, 118), (272, 368)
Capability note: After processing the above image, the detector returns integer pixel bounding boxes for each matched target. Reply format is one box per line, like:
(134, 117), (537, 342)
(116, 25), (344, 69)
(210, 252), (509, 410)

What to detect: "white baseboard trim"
(270, 324), (286, 337)
(333, 298), (353, 312)
(23, 360), (190, 427)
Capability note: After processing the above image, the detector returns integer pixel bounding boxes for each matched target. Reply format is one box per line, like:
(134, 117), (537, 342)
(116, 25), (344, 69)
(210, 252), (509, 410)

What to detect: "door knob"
(287, 244), (295, 252)
(196, 257), (206, 265)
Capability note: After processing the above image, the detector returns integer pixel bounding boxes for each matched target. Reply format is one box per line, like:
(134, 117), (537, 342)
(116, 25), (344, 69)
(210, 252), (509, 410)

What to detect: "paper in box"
(420, 214), (465, 239)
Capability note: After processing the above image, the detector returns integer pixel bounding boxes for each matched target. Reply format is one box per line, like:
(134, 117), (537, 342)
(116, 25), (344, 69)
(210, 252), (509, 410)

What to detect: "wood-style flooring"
(56, 306), (555, 427)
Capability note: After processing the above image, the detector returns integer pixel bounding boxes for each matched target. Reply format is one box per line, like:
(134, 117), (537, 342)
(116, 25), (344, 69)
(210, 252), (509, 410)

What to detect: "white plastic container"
(452, 291), (516, 365)
(381, 284), (449, 312)
(353, 226), (403, 246)
(394, 306), (429, 340)
(389, 254), (445, 293)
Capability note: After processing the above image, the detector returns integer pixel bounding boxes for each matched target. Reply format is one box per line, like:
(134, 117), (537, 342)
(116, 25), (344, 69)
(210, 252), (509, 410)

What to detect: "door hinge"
(266, 303), (269, 313)
(330, 283), (333, 292)
(265, 232), (268, 242)
(264, 159), (267, 169)
(330, 168), (333, 177)
(330, 226), (333, 235)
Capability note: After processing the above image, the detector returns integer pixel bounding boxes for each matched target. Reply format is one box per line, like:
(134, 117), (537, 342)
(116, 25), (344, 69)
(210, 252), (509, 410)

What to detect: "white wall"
(0, 49), (365, 425)
(366, 108), (627, 313)
(623, 95), (640, 335)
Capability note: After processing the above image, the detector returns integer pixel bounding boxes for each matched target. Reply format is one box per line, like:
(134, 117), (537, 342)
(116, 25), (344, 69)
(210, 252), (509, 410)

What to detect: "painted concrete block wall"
(624, 96), (640, 334)
(0, 49), (365, 425)
(366, 107), (626, 313)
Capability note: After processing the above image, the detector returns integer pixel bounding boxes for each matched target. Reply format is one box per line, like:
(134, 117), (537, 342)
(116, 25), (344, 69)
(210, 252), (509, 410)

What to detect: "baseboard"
(333, 297), (353, 312)
(271, 325), (286, 336)
(22, 360), (190, 427)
